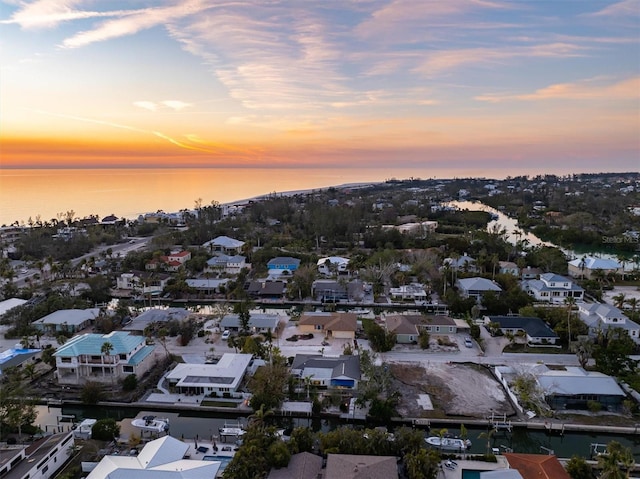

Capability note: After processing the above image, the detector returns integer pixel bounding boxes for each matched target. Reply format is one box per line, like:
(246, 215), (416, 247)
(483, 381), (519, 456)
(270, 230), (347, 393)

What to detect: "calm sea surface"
(0, 167), (488, 226)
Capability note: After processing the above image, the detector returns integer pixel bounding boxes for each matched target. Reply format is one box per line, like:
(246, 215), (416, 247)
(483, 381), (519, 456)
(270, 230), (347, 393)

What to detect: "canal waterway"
(35, 405), (640, 460)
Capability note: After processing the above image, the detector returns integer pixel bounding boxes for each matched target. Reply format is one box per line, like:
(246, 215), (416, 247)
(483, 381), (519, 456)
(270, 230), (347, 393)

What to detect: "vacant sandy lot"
(390, 362), (515, 419)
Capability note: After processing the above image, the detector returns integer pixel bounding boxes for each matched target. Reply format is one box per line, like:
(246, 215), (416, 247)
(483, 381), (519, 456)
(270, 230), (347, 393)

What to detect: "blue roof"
(128, 345), (155, 365)
(54, 331), (144, 357)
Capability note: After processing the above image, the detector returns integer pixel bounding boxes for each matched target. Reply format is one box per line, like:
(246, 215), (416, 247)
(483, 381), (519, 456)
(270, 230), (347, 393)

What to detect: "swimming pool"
(461, 470), (489, 479)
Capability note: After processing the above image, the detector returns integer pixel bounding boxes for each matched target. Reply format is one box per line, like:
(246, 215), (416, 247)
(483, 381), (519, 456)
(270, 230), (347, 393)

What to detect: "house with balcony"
(577, 302), (640, 344)
(456, 277), (502, 302)
(317, 256), (350, 275)
(202, 236), (245, 254)
(0, 431), (75, 479)
(521, 273), (584, 304)
(115, 271), (170, 297)
(205, 254), (250, 275)
(53, 331), (156, 385)
(568, 256), (621, 280)
(389, 283), (428, 302)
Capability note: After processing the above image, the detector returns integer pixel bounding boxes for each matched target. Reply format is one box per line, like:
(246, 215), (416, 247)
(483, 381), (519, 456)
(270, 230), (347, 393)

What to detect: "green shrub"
(91, 418), (120, 441)
(122, 374), (138, 391)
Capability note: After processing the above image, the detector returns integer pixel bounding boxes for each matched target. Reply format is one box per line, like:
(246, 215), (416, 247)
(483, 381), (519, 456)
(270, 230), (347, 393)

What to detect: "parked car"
(221, 330), (231, 340)
(464, 338), (473, 348)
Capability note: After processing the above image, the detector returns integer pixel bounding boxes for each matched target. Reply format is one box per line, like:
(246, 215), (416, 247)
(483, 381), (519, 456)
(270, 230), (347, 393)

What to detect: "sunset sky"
(1, 0), (639, 173)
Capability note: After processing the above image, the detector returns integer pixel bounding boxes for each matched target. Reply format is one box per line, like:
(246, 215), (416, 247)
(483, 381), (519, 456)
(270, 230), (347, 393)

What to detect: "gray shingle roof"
(487, 316), (558, 338)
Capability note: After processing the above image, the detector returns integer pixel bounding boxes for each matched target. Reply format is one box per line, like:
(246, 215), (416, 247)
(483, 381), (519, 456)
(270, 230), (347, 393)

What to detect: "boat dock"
(544, 421), (565, 436)
(488, 412), (512, 433)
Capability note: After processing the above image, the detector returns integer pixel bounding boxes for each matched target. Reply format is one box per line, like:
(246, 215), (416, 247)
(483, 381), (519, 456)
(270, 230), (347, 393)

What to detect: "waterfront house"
(0, 431), (74, 479)
(520, 273), (584, 304)
(86, 435), (220, 479)
(0, 348), (41, 376)
(33, 307), (100, 334)
(501, 453), (570, 479)
(166, 353), (252, 397)
(324, 454), (398, 479)
(389, 283), (428, 302)
(185, 278), (230, 295)
(219, 313), (281, 334)
(246, 280), (287, 301)
(53, 331), (156, 385)
(298, 312), (357, 340)
(115, 271), (170, 296)
(290, 354), (361, 389)
(123, 307), (190, 334)
(312, 279), (348, 302)
(456, 277), (502, 302)
(267, 256), (301, 273)
(202, 235), (245, 254)
(568, 256), (621, 280)
(484, 315), (558, 345)
(536, 366), (626, 412)
(577, 302), (640, 344)
(205, 254), (250, 275)
(0, 297), (27, 317)
(267, 452), (323, 479)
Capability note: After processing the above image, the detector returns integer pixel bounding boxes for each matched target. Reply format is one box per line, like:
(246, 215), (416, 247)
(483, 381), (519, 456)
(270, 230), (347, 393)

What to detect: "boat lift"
(488, 412), (512, 433)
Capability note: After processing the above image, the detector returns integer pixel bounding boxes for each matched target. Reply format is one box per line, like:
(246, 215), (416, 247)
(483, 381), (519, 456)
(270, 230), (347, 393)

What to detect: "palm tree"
(612, 293), (627, 310)
(101, 341), (114, 359)
(598, 441), (635, 479)
(564, 296), (577, 347)
(625, 297), (638, 318)
(478, 428), (496, 454)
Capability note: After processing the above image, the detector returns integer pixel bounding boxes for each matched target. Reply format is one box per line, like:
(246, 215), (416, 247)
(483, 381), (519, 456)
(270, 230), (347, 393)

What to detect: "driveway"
(479, 324), (510, 356)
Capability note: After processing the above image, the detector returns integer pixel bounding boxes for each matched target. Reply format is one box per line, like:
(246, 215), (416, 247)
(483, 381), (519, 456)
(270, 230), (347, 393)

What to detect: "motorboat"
(425, 436), (471, 451)
(131, 415), (170, 434)
(73, 418), (97, 439)
(218, 422), (245, 439)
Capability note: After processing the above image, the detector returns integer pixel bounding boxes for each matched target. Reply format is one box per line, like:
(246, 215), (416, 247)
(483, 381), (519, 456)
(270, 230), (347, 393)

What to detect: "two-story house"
(116, 271), (170, 296)
(53, 331), (156, 385)
(146, 250), (191, 272)
(205, 254), (250, 275)
(521, 273), (584, 304)
(577, 302), (640, 344)
(456, 277), (502, 302)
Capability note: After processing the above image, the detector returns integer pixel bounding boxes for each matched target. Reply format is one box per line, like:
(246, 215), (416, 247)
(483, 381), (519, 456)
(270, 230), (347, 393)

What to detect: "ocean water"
(0, 166), (475, 226)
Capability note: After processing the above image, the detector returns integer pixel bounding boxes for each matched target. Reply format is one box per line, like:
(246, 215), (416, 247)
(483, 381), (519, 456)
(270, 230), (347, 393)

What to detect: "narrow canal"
(36, 405), (640, 460)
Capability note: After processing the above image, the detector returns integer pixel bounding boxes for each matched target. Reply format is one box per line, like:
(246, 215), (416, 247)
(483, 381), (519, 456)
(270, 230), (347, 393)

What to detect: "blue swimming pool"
(462, 470), (489, 479)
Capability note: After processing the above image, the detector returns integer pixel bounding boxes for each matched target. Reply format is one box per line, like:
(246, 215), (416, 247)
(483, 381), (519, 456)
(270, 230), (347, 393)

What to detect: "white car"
(464, 338), (473, 348)
(221, 330), (231, 340)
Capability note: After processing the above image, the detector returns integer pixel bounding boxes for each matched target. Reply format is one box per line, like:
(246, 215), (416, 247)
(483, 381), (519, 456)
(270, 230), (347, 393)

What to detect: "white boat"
(73, 418), (97, 439)
(425, 436), (471, 451)
(218, 422), (245, 439)
(131, 415), (170, 434)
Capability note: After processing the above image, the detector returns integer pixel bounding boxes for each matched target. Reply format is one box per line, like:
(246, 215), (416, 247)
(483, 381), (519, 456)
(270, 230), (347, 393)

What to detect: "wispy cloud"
(586, 0), (640, 17)
(133, 100), (192, 112)
(475, 77), (640, 102)
(133, 101), (158, 112)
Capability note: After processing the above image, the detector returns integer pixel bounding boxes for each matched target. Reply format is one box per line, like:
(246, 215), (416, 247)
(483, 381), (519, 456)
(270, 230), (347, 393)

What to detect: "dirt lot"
(390, 362), (515, 419)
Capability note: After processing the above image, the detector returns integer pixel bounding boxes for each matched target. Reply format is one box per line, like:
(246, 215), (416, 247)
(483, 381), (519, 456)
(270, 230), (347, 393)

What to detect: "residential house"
(298, 312), (357, 340)
(185, 278), (230, 295)
(166, 353), (252, 396)
(423, 315), (458, 334)
(291, 355), (361, 389)
(123, 307), (190, 334)
(0, 297), (27, 317)
(521, 273), (584, 304)
(501, 453), (570, 479)
(520, 266), (541, 280)
(267, 256), (301, 273)
(385, 315), (421, 344)
(499, 261), (520, 276)
(0, 431), (75, 479)
(443, 254), (477, 273)
(324, 454), (398, 479)
(389, 283), (428, 302)
(246, 280), (287, 301)
(146, 250), (191, 272)
(86, 435), (220, 479)
(382, 221), (438, 236)
(219, 313), (281, 334)
(202, 235), (245, 254)
(317, 256), (350, 275)
(568, 256), (621, 280)
(53, 331), (156, 385)
(267, 452), (323, 479)
(0, 348), (41, 376)
(33, 308), (100, 334)
(577, 302), (640, 344)
(205, 254), (250, 275)
(536, 366), (626, 411)
(456, 277), (502, 302)
(115, 271), (170, 296)
(100, 214), (119, 225)
(484, 315), (559, 345)
(312, 279), (348, 302)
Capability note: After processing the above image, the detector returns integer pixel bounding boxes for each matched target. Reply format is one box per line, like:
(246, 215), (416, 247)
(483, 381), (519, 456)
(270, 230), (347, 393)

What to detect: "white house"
(389, 283), (428, 301)
(456, 277), (502, 302)
(166, 353), (253, 396)
(290, 354), (361, 389)
(116, 271), (170, 295)
(87, 435), (220, 479)
(0, 431), (75, 479)
(521, 273), (584, 304)
(577, 302), (640, 344)
(317, 256), (350, 275)
(205, 254), (250, 275)
(443, 254), (477, 273)
(53, 331), (156, 385)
